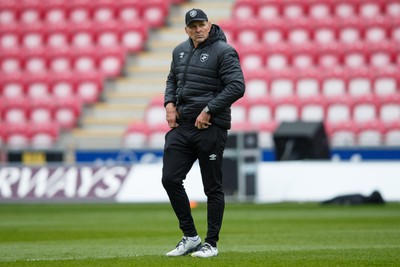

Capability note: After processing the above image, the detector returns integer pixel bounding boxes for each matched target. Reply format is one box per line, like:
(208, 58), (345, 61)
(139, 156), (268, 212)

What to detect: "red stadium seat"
(342, 42), (368, 70)
(316, 42), (343, 70)
(235, 19), (260, 45)
(0, 24), (20, 49)
(321, 68), (347, 98)
(282, 0), (307, 19)
(231, 97), (249, 126)
(97, 45), (125, 78)
(333, 0), (358, 19)
(49, 72), (76, 98)
(116, 0), (143, 22)
(347, 68), (373, 98)
(312, 17), (338, 45)
(264, 42), (290, 70)
(358, 0), (384, 19)
(244, 70), (269, 101)
(290, 43), (317, 70)
(43, 0), (68, 24)
(0, 72), (25, 98)
(218, 20), (236, 43)
(260, 18), (286, 45)
(23, 47), (48, 74)
(74, 71), (103, 104)
(47, 46), (73, 73)
(70, 21), (96, 48)
(92, 0), (116, 23)
(325, 95), (353, 125)
(236, 44), (265, 72)
(94, 20), (119, 47)
(299, 95), (327, 122)
(30, 121), (60, 149)
(308, 0), (333, 20)
(53, 95), (82, 129)
(18, 0), (43, 24)
(368, 41), (396, 69)
(0, 1), (18, 25)
(147, 122), (169, 149)
(71, 46), (97, 73)
(144, 96), (166, 127)
(384, 121), (400, 146)
(273, 96), (300, 123)
(356, 120), (385, 147)
(295, 69), (321, 99)
(258, 0), (282, 21)
(68, 0), (93, 23)
(45, 21), (71, 48)
(20, 22), (46, 49)
(0, 47), (23, 73)
(338, 17), (364, 44)
(247, 96), (274, 128)
(385, 0), (400, 18)
(379, 93), (400, 125)
(2, 96), (30, 123)
(25, 72), (51, 98)
(123, 121), (149, 149)
(373, 69), (399, 97)
(364, 16), (390, 43)
(269, 70), (295, 99)
(326, 121), (358, 147)
(119, 20), (148, 52)
(233, 0), (257, 20)
(142, 0), (168, 28)
(352, 94), (379, 124)
(286, 18), (312, 45)
(4, 122), (31, 149)
(29, 96), (55, 123)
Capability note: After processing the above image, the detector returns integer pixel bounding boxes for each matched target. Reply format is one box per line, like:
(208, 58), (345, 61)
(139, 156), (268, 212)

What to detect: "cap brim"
(186, 18), (207, 26)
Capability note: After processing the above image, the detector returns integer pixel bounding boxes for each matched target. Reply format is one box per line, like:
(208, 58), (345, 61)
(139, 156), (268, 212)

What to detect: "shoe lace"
(176, 237), (188, 249)
(199, 243), (213, 252)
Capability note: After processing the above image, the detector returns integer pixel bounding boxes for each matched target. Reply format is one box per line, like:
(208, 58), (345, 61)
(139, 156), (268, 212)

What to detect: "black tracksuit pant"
(162, 122), (228, 248)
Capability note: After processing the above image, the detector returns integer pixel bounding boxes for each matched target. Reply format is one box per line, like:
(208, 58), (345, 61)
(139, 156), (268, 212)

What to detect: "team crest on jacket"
(200, 53), (209, 62)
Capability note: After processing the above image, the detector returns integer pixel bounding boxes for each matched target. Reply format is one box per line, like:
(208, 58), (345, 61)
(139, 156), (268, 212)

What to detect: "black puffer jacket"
(164, 24), (245, 130)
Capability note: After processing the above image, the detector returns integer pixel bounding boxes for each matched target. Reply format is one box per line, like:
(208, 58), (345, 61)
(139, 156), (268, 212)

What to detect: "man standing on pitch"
(162, 8), (245, 258)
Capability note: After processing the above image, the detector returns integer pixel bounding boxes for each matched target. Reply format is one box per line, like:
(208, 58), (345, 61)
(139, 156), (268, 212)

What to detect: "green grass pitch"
(1, 202), (399, 266)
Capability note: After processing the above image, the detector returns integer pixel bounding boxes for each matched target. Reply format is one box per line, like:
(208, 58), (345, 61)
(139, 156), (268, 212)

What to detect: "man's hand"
(195, 109), (212, 130)
(166, 103), (179, 128)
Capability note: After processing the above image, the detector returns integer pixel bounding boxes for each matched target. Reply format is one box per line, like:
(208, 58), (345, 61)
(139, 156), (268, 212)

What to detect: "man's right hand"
(165, 103), (179, 128)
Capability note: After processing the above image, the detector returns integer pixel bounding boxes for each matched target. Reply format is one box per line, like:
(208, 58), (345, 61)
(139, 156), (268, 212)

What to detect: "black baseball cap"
(185, 8), (208, 26)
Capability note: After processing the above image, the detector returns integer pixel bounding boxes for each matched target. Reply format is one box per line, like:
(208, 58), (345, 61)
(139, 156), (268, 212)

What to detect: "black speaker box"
(273, 121), (330, 161)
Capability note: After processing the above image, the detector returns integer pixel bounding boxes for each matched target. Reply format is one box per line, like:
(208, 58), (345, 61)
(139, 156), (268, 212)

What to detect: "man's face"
(185, 21), (211, 47)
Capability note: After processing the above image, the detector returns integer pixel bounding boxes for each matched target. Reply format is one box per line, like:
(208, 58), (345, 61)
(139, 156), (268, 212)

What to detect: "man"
(162, 8), (245, 258)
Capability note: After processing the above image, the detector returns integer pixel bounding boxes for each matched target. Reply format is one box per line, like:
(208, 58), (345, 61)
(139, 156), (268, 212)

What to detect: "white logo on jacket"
(179, 52), (185, 58)
(200, 53), (209, 62)
(209, 154), (217, 161)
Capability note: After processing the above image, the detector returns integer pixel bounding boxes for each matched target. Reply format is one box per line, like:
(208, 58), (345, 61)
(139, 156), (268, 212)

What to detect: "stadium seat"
(42, 0), (68, 24)
(281, 0), (307, 20)
(23, 47), (48, 74)
(273, 96), (299, 123)
(295, 69), (321, 99)
(347, 68), (373, 98)
(269, 70), (295, 99)
(384, 121), (400, 146)
(379, 93), (400, 125)
(29, 96), (55, 124)
(254, 121), (278, 148)
(308, 0), (333, 20)
(116, 0), (142, 22)
(18, 0), (43, 24)
(49, 72), (75, 98)
(385, 0), (400, 17)
(119, 20), (148, 52)
(235, 19), (260, 45)
(53, 95), (82, 129)
(299, 96), (326, 122)
(47, 46), (73, 73)
(147, 122), (169, 149)
(217, 20), (236, 43)
(142, 0), (168, 28)
(70, 21), (95, 48)
(333, 0), (358, 19)
(247, 96), (274, 128)
(92, 0), (116, 23)
(0, 1), (18, 25)
(352, 94), (379, 124)
(264, 42), (290, 70)
(20, 22), (46, 49)
(97, 45), (126, 78)
(356, 120), (385, 147)
(0, 72), (25, 98)
(389, 18), (400, 43)
(74, 71), (103, 104)
(325, 96), (353, 125)
(373, 69), (399, 97)
(286, 18), (312, 45)
(326, 121), (358, 147)
(0, 23), (20, 50)
(4, 122), (31, 149)
(257, 0), (282, 21)
(244, 70), (269, 101)
(0, 47), (23, 73)
(2, 96), (30, 123)
(321, 68), (347, 98)
(342, 42), (368, 70)
(368, 41), (396, 69)
(25, 72), (51, 98)
(312, 17), (338, 45)
(231, 97), (249, 126)
(233, 0), (257, 20)
(144, 96), (166, 127)
(71, 46), (97, 73)
(236, 44), (265, 72)
(358, 0), (384, 19)
(338, 18), (363, 44)
(316, 42), (343, 69)
(30, 121), (60, 149)
(290, 43), (317, 70)
(45, 21), (71, 48)
(123, 121), (149, 149)
(68, 0), (93, 23)
(260, 18), (286, 45)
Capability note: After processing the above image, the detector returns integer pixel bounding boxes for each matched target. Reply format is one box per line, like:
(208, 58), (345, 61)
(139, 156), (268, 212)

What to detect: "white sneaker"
(191, 242), (218, 258)
(165, 236), (202, 256)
